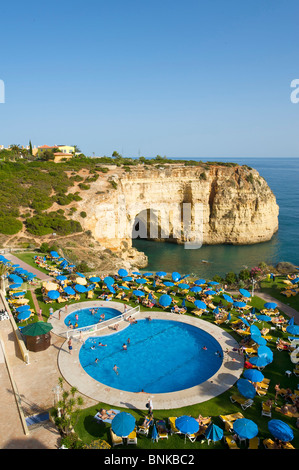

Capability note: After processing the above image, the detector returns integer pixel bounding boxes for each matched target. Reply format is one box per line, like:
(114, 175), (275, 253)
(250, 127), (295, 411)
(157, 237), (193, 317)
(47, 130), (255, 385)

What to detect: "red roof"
(38, 145), (58, 149)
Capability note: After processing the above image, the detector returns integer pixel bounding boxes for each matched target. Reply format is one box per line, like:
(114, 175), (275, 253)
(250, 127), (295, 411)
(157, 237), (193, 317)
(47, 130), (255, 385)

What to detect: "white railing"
(65, 305), (140, 339)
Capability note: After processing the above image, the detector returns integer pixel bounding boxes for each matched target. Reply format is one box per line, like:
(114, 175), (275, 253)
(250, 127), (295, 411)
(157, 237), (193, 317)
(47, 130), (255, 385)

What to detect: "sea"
(132, 157), (299, 278)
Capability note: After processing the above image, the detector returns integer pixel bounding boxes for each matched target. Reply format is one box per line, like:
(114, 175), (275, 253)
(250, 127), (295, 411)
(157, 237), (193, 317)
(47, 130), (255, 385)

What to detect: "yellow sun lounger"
(110, 429), (123, 447)
(168, 417), (181, 434)
(225, 436), (240, 449)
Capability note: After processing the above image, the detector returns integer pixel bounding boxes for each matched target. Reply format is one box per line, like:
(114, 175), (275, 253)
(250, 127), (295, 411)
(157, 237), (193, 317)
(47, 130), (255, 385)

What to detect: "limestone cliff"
(72, 163), (279, 253)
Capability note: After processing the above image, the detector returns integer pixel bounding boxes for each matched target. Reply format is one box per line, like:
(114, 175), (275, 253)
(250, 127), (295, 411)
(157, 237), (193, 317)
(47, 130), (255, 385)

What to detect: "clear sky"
(0, 0), (298, 158)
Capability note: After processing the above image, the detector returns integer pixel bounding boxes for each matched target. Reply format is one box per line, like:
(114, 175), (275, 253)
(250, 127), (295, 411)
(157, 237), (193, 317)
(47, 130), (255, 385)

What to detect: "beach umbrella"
(205, 290), (216, 296)
(227, 312), (231, 321)
(249, 356), (269, 368)
(204, 423), (223, 443)
(172, 272), (181, 282)
(152, 280), (156, 288)
(89, 276), (101, 283)
(194, 300), (207, 310)
(251, 335), (267, 346)
(239, 288), (251, 298)
(268, 419), (294, 442)
(256, 314), (272, 322)
(181, 298), (186, 308)
(233, 418), (258, 440)
(159, 294), (172, 307)
(177, 283), (189, 290)
(234, 301), (247, 308)
(74, 284), (87, 293)
(135, 278), (147, 284)
(250, 325), (261, 336)
(194, 279), (206, 285)
(56, 275), (67, 281)
(291, 277), (299, 284)
(11, 291), (26, 298)
(21, 321), (53, 336)
(50, 251), (59, 258)
(132, 272), (141, 276)
(213, 307), (219, 315)
(47, 290), (60, 300)
(190, 286), (202, 293)
(118, 269), (128, 277)
(264, 302), (277, 310)
(244, 369), (264, 383)
(156, 271), (167, 277)
(17, 310), (31, 321)
(121, 285), (130, 290)
(223, 294), (234, 303)
(286, 325), (299, 336)
(163, 281), (175, 287)
(175, 416), (199, 436)
(9, 283), (23, 290)
(288, 317), (294, 325)
(238, 316), (250, 327)
(208, 281), (219, 286)
(111, 412), (136, 438)
(236, 379), (256, 399)
(151, 424), (158, 442)
(64, 286), (75, 296)
(133, 290), (145, 297)
(75, 272), (85, 278)
(103, 276), (114, 285)
(143, 272), (153, 277)
(123, 276), (133, 282)
(9, 274), (23, 284)
(16, 305), (31, 312)
(257, 345), (273, 363)
(108, 285), (116, 294)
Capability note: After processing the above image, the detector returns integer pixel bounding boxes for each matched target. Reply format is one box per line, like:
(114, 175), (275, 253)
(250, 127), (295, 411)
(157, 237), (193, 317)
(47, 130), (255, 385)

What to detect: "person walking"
(68, 338), (73, 354)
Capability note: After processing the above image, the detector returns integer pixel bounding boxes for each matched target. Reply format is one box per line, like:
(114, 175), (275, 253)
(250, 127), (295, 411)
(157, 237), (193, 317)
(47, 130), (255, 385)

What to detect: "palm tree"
(0, 262), (9, 293)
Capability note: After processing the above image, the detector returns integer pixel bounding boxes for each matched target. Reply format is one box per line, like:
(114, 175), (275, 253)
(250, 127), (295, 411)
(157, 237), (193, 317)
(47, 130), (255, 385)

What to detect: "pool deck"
(50, 301), (243, 410)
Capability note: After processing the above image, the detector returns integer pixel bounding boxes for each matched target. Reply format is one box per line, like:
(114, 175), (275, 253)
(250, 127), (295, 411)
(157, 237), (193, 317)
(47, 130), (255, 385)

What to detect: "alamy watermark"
(0, 80), (5, 103)
(97, 197), (204, 249)
(290, 79), (299, 103)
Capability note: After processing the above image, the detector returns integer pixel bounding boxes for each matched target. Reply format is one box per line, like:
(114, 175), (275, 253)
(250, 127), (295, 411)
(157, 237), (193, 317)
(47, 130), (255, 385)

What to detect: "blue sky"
(0, 0), (298, 158)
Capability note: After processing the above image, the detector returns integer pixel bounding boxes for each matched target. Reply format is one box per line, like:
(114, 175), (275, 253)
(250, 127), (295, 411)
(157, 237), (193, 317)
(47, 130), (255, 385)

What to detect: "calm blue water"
(79, 319), (222, 393)
(64, 307), (120, 329)
(133, 157), (299, 277)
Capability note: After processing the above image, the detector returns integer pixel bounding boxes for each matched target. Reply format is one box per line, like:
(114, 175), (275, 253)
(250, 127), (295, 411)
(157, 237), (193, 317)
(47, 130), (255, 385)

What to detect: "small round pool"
(78, 319), (223, 394)
(64, 306), (121, 329)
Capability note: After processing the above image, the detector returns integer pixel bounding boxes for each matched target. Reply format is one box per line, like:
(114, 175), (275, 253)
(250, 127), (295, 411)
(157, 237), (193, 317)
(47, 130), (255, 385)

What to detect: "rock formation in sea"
(73, 163), (279, 257)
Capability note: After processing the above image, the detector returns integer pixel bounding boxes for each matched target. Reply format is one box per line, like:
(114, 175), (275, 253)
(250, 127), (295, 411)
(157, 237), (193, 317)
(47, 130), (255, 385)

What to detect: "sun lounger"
(225, 436), (240, 449)
(248, 437), (259, 449)
(137, 416), (153, 436)
(230, 395), (254, 410)
(261, 402), (272, 417)
(168, 417), (181, 434)
(275, 405), (299, 418)
(263, 438), (276, 449)
(127, 429), (137, 444)
(156, 419), (169, 439)
(110, 428), (123, 447)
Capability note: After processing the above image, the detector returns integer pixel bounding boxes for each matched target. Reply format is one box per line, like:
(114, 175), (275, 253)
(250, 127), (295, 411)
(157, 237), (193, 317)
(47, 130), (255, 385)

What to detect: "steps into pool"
(25, 411), (50, 427)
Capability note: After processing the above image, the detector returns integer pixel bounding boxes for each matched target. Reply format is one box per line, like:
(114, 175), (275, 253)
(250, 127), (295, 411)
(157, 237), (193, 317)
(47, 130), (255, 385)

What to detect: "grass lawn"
(260, 275), (299, 312)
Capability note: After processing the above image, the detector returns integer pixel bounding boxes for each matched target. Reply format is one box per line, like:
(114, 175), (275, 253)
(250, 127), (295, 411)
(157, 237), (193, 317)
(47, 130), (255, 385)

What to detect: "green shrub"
(0, 216), (23, 234)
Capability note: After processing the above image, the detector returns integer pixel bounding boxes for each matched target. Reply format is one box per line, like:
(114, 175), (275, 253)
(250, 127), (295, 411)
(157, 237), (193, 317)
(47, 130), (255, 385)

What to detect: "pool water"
(64, 306), (121, 329)
(78, 319), (223, 393)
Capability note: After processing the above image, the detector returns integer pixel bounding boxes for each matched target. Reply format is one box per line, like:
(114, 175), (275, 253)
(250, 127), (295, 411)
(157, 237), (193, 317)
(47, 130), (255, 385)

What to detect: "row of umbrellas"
(110, 411), (294, 444)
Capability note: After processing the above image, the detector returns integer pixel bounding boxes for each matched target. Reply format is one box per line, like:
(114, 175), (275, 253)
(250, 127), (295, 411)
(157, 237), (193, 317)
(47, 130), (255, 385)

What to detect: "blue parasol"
(50, 251), (59, 258)
(244, 369), (264, 383)
(135, 278), (147, 284)
(239, 289), (251, 298)
(194, 300), (207, 310)
(250, 324), (261, 336)
(123, 276), (133, 282)
(143, 272), (153, 277)
(177, 283), (189, 289)
(238, 316), (250, 327)
(108, 285), (116, 294)
(89, 276), (102, 283)
(249, 356), (269, 367)
(132, 272), (141, 276)
(56, 275), (67, 281)
(233, 418), (258, 440)
(204, 423), (223, 442)
(234, 301), (247, 308)
(257, 345), (273, 363)
(264, 302), (277, 310)
(74, 284), (87, 293)
(288, 317), (294, 325)
(256, 314), (272, 322)
(286, 325), (299, 336)
(118, 269), (128, 277)
(75, 272), (85, 277)
(223, 294), (234, 303)
(47, 290), (60, 300)
(251, 335), (267, 346)
(103, 276), (114, 285)
(175, 416), (199, 435)
(194, 279), (206, 285)
(205, 290), (216, 295)
(151, 424), (158, 442)
(17, 310), (31, 321)
(190, 286), (202, 293)
(11, 291), (26, 297)
(9, 283), (23, 289)
(208, 281), (219, 286)
(159, 294), (172, 307)
(64, 286), (75, 296)
(133, 290), (144, 297)
(236, 378), (256, 399)
(268, 419), (294, 442)
(163, 281), (175, 287)
(111, 412), (136, 438)
(16, 305), (31, 312)
(156, 271), (167, 277)
(171, 272), (181, 282)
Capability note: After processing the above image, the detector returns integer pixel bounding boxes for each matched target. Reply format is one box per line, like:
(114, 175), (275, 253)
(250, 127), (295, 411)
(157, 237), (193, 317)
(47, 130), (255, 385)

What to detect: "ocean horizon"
(133, 156), (299, 278)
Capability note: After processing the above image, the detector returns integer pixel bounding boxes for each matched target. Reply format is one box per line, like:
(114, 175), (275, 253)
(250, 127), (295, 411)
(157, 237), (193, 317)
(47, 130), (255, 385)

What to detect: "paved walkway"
(4, 253), (53, 281)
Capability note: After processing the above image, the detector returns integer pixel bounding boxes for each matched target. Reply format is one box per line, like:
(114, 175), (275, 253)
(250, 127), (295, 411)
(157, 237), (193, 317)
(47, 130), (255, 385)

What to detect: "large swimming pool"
(78, 319), (223, 394)
(64, 306), (121, 329)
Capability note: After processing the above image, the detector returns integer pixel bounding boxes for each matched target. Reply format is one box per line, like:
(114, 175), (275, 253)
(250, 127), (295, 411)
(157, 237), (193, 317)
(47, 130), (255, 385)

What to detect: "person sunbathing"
(98, 408), (117, 420)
